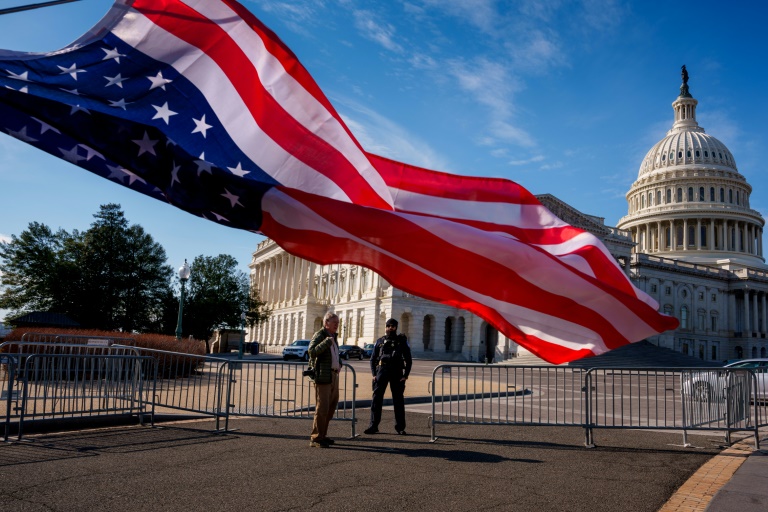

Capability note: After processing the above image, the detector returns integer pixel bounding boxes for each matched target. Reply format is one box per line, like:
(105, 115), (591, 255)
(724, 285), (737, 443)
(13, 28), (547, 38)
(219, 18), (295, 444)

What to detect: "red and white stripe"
(117, 0), (677, 363)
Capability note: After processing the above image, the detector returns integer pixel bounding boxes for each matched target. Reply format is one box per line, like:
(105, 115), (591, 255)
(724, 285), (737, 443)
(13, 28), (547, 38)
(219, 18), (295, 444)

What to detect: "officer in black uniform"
(364, 318), (412, 435)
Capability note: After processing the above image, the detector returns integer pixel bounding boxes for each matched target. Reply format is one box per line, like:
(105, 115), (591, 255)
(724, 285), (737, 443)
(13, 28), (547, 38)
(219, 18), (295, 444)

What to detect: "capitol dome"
(617, 68), (765, 267)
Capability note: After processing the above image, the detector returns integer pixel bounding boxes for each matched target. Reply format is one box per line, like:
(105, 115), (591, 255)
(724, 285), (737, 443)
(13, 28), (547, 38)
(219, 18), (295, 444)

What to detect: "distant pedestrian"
(364, 318), (412, 435)
(308, 312), (341, 448)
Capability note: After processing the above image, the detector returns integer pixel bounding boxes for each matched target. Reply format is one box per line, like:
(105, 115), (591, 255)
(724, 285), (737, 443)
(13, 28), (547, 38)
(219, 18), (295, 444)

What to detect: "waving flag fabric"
(0, 0), (678, 363)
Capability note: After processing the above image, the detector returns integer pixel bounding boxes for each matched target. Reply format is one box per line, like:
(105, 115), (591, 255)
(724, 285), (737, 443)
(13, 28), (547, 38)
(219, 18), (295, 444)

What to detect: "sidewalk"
(0, 413), (730, 512)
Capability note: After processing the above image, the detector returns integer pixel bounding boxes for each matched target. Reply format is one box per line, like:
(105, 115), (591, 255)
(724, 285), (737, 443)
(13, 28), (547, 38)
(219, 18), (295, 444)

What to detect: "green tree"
(75, 204), (173, 331)
(0, 222), (77, 318)
(183, 254), (270, 342)
(0, 205), (174, 332)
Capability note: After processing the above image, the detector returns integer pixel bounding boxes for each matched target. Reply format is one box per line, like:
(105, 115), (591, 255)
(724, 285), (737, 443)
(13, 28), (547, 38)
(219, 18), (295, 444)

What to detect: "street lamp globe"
(175, 259), (191, 340)
(178, 260), (191, 281)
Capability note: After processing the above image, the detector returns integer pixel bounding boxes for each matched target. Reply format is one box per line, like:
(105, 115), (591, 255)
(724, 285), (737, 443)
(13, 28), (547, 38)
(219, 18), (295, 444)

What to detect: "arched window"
(665, 227), (671, 248)
(710, 187), (715, 201)
(699, 187), (705, 201)
(677, 188), (683, 202)
(648, 192), (653, 206)
(641, 195), (645, 208)
(752, 346), (758, 358)
(681, 305), (689, 329)
(656, 190), (661, 205)
(704, 150), (709, 157)
(688, 225), (695, 246)
(666, 189), (671, 203)
(700, 226), (707, 247)
(736, 191), (740, 205)
(687, 187), (693, 201)
(729, 189), (733, 203)
(720, 188), (725, 202)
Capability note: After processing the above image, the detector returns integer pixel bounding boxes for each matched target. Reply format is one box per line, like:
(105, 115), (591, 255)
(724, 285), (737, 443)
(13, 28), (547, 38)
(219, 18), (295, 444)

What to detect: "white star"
(77, 144), (104, 161)
(6, 126), (37, 143)
(211, 212), (229, 222)
(69, 104), (90, 115)
(108, 98), (130, 110)
(191, 114), (212, 138)
(5, 84), (28, 94)
(32, 117), (60, 135)
(166, 137), (177, 147)
(106, 164), (128, 181)
(58, 145), (85, 164)
(221, 188), (243, 208)
(195, 152), (213, 175)
(147, 71), (172, 91)
(123, 170), (147, 186)
(6, 70), (30, 81)
(60, 88), (81, 95)
(152, 102), (177, 125)
(132, 131), (158, 156)
(170, 161), (182, 186)
(104, 73), (127, 88)
(101, 47), (125, 63)
(57, 63), (86, 80)
(227, 162), (250, 177)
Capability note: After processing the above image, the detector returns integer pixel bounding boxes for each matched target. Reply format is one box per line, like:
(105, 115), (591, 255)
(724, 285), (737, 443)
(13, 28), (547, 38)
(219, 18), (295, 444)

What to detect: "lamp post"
(175, 259), (191, 340)
(238, 311), (247, 359)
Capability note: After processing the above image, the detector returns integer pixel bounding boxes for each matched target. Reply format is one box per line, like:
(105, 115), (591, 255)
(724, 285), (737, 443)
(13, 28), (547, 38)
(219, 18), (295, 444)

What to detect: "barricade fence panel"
(224, 361), (357, 437)
(1, 355), (16, 441)
(114, 346), (229, 419)
(15, 353), (156, 439)
(430, 365), (586, 441)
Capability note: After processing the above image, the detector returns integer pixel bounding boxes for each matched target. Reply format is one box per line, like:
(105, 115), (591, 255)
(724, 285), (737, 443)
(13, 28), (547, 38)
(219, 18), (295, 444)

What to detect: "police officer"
(364, 318), (412, 435)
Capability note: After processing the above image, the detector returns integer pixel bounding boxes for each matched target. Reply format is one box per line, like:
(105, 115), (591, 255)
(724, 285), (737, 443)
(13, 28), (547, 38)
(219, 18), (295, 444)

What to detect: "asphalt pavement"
(2, 409), (764, 512)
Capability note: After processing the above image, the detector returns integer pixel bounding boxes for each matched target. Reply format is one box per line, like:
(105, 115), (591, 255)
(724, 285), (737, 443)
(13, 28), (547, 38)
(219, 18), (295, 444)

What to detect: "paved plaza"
(1, 409), (765, 512)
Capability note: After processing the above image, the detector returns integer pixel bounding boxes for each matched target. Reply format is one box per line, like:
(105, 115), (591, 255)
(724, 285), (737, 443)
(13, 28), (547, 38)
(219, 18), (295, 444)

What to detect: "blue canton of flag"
(1, 30), (275, 232)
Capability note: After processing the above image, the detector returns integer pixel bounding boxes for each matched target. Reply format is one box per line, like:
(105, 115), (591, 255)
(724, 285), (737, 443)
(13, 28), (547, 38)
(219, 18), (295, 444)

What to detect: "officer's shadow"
(336, 439), (541, 464)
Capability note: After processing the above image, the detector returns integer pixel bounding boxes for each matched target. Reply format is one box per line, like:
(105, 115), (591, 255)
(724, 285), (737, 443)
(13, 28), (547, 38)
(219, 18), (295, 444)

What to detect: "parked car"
(339, 344), (364, 360)
(283, 339), (310, 361)
(363, 343), (375, 359)
(684, 359), (768, 402)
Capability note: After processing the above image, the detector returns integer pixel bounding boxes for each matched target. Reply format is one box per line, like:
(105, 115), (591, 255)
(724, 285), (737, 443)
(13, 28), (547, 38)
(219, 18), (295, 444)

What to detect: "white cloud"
(0, 233), (10, 244)
(334, 96), (450, 172)
(420, 0), (498, 33)
(353, 10), (403, 53)
(249, 0), (326, 35)
(508, 155), (545, 166)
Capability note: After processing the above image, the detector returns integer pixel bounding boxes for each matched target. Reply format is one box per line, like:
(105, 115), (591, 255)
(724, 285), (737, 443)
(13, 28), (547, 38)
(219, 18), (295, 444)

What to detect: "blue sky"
(2, 0), (768, 322)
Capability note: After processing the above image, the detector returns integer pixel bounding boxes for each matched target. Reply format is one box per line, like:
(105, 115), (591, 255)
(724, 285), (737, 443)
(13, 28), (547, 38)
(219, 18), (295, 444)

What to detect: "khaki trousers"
(311, 371), (339, 441)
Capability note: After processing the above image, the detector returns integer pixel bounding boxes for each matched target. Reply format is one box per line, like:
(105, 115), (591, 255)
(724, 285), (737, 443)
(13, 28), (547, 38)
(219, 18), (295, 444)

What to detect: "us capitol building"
(247, 70), (768, 363)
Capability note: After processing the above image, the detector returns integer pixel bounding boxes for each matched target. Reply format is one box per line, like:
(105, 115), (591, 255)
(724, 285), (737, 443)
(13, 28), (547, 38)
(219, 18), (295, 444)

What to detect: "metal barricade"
(430, 365), (586, 441)
(15, 352), (156, 440)
(114, 346), (230, 423)
(584, 368), (762, 448)
(1, 355), (16, 441)
(223, 361), (358, 437)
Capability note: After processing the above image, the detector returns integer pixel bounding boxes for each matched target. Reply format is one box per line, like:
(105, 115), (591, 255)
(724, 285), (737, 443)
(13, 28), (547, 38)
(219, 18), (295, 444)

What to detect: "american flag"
(0, 0), (678, 363)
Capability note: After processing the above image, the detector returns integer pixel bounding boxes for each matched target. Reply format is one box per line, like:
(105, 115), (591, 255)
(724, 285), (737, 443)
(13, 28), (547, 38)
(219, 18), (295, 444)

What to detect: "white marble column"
(696, 219), (702, 250)
(762, 293), (767, 335)
(744, 291), (751, 337)
(728, 292), (736, 334)
(683, 219), (688, 250)
(657, 221), (663, 251)
(753, 291), (759, 335)
(670, 220), (676, 249)
(709, 220), (715, 250)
